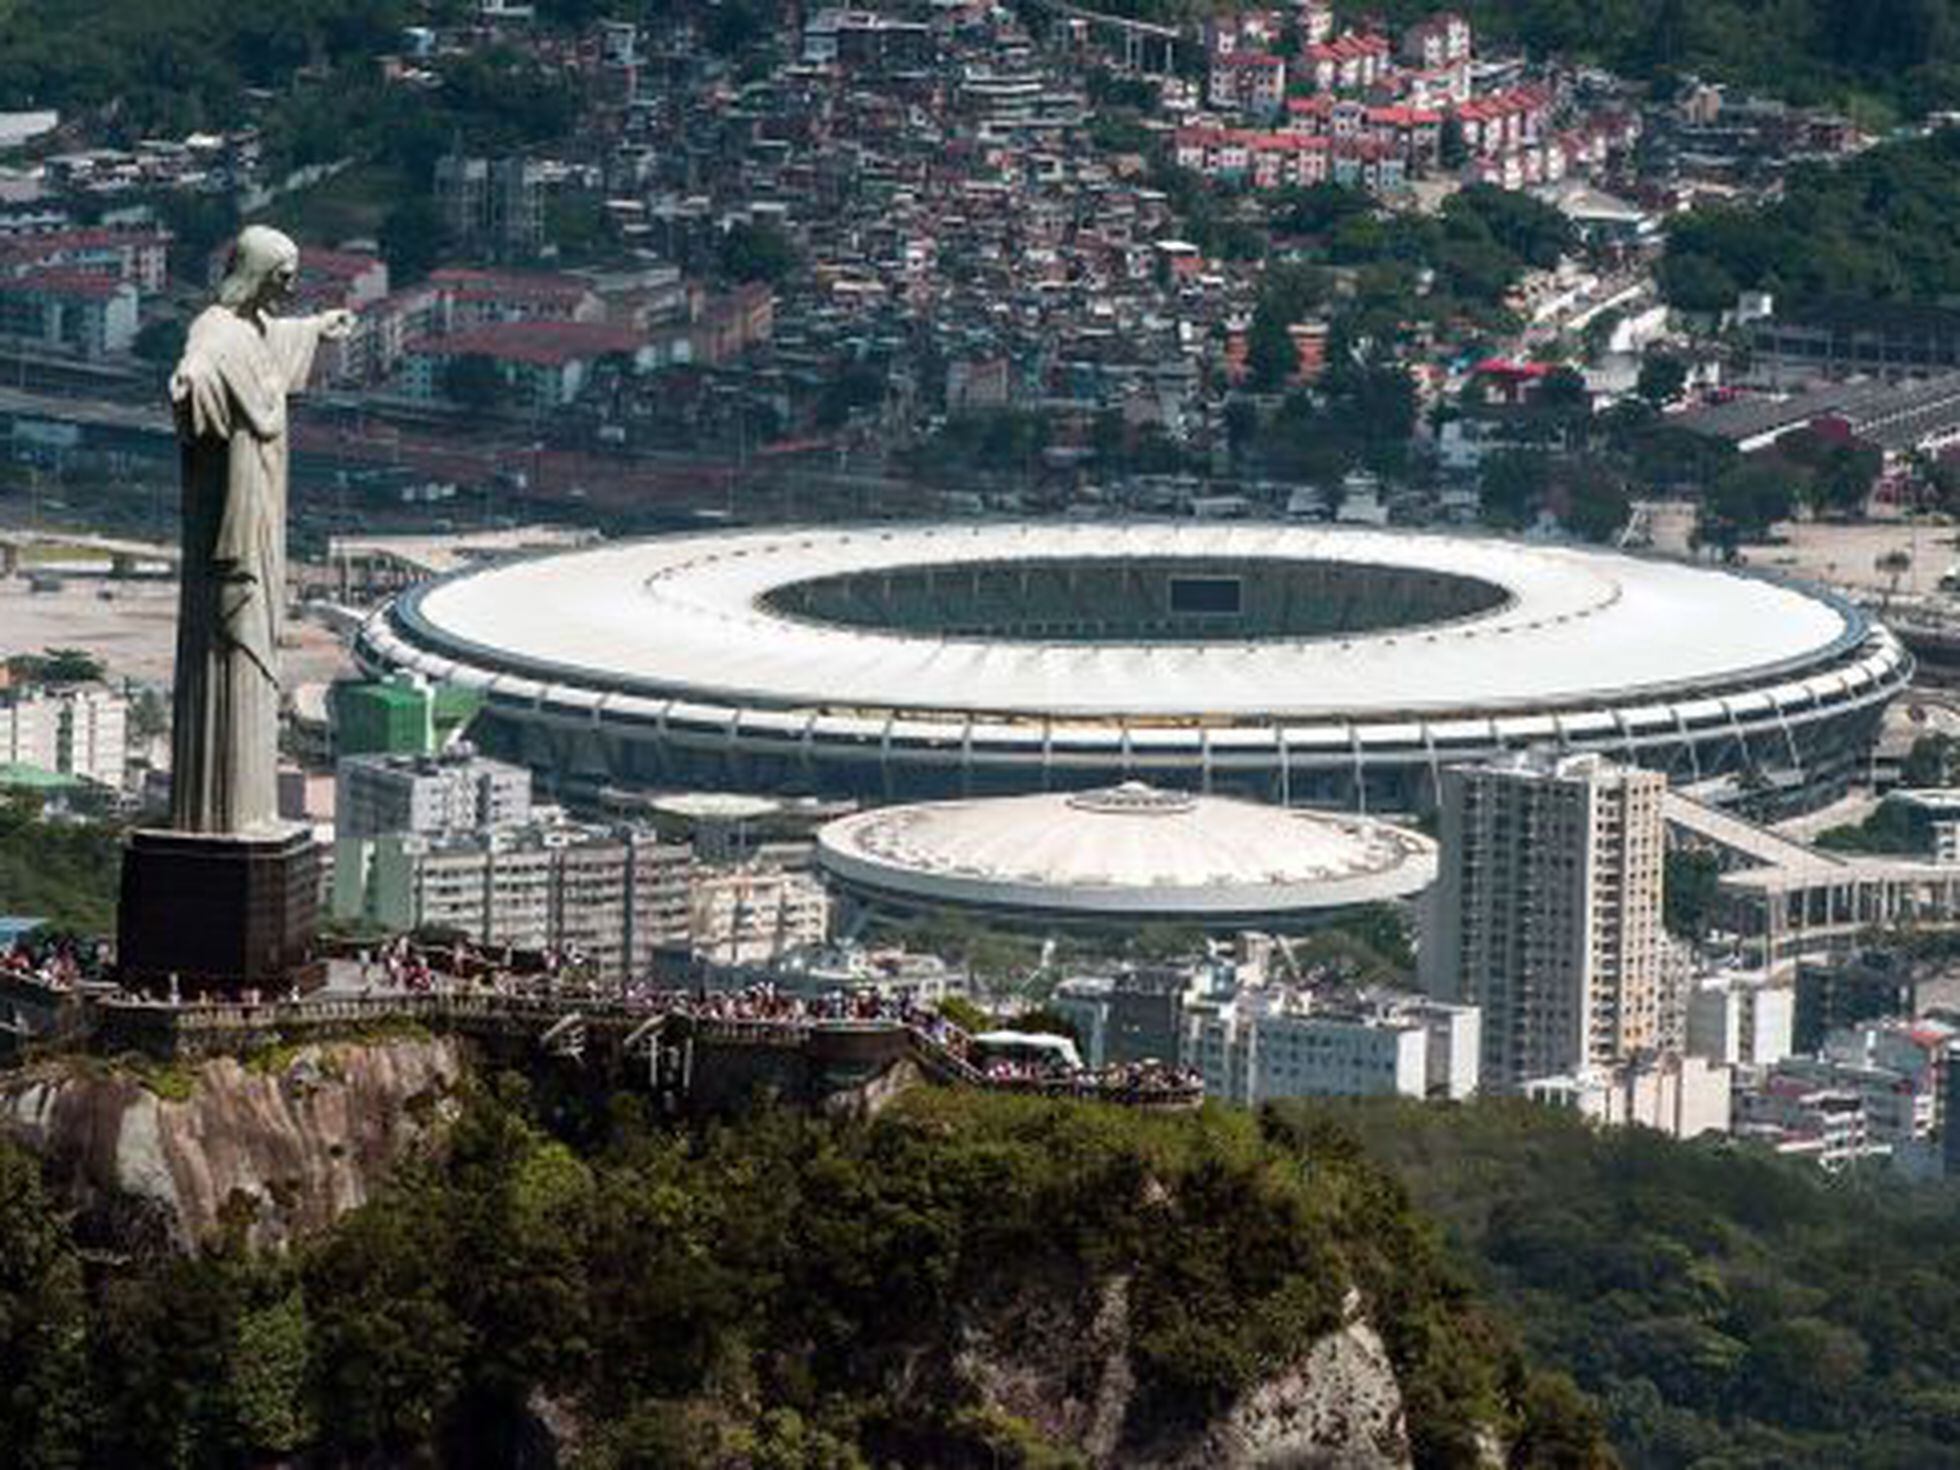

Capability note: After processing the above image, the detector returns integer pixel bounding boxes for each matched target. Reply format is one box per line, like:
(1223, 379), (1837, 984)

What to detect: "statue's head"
(216, 226), (300, 313)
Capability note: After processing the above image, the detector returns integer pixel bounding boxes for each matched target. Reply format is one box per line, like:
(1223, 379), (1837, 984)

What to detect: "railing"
(88, 990), (1203, 1106)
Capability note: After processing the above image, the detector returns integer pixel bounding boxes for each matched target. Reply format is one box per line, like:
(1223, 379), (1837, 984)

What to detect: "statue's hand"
(318, 308), (356, 341)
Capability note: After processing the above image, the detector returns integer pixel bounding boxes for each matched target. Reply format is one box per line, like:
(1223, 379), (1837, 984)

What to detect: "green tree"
(1559, 462), (1633, 543)
(717, 220), (798, 286)
(1657, 251), (1739, 314)
(1438, 115), (1468, 170)
(1662, 849), (1723, 939)
(1702, 459), (1794, 542)
(937, 994), (989, 1033)
(0, 1144), (88, 1470)
(305, 1184), (469, 1457)
(1902, 732), (1954, 787)
(380, 196), (445, 285)
(1636, 353), (1689, 408)
(1480, 448), (1551, 528)
(228, 1288), (315, 1455)
(132, 318), (187, 369)
(1539, 366), (1593, 415)
(441, 354), (508, 412)
(1246, 303), (1300, 391)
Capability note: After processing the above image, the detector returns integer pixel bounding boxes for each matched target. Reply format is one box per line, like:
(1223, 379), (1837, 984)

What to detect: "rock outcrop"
(0, 1037), (462, 1250)
(957, 1276), (1411, 1469)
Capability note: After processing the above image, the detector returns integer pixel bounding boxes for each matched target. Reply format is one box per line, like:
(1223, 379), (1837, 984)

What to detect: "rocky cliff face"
(956, 1277), (1412, 1469)
(0, 1037), (462, 1250)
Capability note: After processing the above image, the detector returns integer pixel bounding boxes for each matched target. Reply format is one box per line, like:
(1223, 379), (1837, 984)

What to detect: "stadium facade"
(354, 522), (1910, 816)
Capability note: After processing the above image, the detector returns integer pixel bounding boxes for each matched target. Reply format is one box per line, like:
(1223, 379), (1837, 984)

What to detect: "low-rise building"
(400, 319), (645, 413)
(1180, 984), (1480, 1106)
(0, 270), (138, 357)
(0, 683), (127, 788)
(689, 866), (830, 966)
(1304, 32), (1392, 94)
(334, 821), (691, 981)
(1735, 1018), (1955, 1164)
(1734, 1075), (1881, 1169)
(0, 228), (168, 294)
(1687, 970), (1796, 1068)
(434, 155), (547, 261)
(802, 8), (933, 70)
(1524, 1053), (1733, 1139)
(1748, 300), (1960, 385)
(1209, 50), (1288, 116)
(335, 747), (532, 840)
(1052, 964), (1196, 1067)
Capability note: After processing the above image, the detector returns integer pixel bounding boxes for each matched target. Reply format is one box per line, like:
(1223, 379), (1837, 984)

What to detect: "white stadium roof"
(383, 522), (1861, 721)
(815, 782), (1438, 919)
(358, 521), (1908, 814)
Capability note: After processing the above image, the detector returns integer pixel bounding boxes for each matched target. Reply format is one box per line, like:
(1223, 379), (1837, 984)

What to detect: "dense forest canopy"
(0, 1082), (1611, 1468)
(1304, 1099), (1960, 1470)
(0, 0), (592, 152)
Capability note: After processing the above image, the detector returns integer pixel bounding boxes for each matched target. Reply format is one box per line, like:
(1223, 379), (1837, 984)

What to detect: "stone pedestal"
(117, 825), (321, 996)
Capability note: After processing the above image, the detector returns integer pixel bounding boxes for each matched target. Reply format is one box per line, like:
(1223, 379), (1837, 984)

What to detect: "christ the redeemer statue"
(167, 225), (351, 834)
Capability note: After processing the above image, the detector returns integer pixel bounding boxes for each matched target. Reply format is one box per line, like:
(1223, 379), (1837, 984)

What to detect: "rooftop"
(381, 522), (1870, 723)
(816, 781), (1437, 919)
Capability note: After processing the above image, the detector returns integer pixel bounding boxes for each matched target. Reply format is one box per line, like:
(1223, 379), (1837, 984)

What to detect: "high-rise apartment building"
(1421, 751), (1666, 1090)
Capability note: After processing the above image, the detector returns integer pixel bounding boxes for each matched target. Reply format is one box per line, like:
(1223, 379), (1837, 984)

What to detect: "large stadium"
(353, 522), (1910, 815)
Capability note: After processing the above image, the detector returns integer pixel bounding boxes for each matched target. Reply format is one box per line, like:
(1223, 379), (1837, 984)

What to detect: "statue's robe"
(167, 306), (327, 835)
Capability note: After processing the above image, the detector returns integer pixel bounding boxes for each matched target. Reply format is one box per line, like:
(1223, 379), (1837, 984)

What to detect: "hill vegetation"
(1358, 0), (1960, 119)
(0, 1080), (1613, 1468)
(1661, 131), (1960, 312)
(0, 794), (122, 934)
(1296, 1098), (1960, 1470)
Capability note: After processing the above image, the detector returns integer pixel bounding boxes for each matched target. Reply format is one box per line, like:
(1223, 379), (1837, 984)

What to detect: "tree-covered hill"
(1660, 131), (1960, 312)
(1063, 0), (1960, 119)
(1293, 1098), (1960, 1470)
(0, 794), (122, 934)
(1353, 0), (1960, 119)
(0, 1081), (1614, 1469)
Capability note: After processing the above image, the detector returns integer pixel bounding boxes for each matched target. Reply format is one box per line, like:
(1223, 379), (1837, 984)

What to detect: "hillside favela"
(11, 1), (1960, 1466)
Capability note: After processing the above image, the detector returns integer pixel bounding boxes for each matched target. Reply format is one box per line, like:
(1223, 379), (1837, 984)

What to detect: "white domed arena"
(815, 782), (1437, 934)
(354, 521), (1909, 816)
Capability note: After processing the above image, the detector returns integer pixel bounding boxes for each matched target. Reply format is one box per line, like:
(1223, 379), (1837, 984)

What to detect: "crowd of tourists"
(1, 933), (101, 992)
(153, 938), (1203, 1102)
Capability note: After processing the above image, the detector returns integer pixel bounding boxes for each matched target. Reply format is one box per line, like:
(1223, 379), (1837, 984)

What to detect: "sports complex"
(814, 782), (1438, 935)
(354, 521), (1911, 815)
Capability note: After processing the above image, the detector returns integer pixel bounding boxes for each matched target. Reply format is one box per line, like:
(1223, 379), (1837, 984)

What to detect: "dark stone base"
(117, 826), (321, 997)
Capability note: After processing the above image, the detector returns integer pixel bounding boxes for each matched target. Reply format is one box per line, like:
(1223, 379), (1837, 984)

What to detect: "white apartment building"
(689, 866), (831, 966)
(335, 747), (532, 840)
(1423, 751), (1666, 1092)
(1524, 1054), (1732, 1140)
(1687, 971), (1796, 1069)
(0, 683), (127, 787)
(333, 822), (691, 981)
(1735, 1077), (1885, 1171)
(1182, 985), (1481, 1106)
